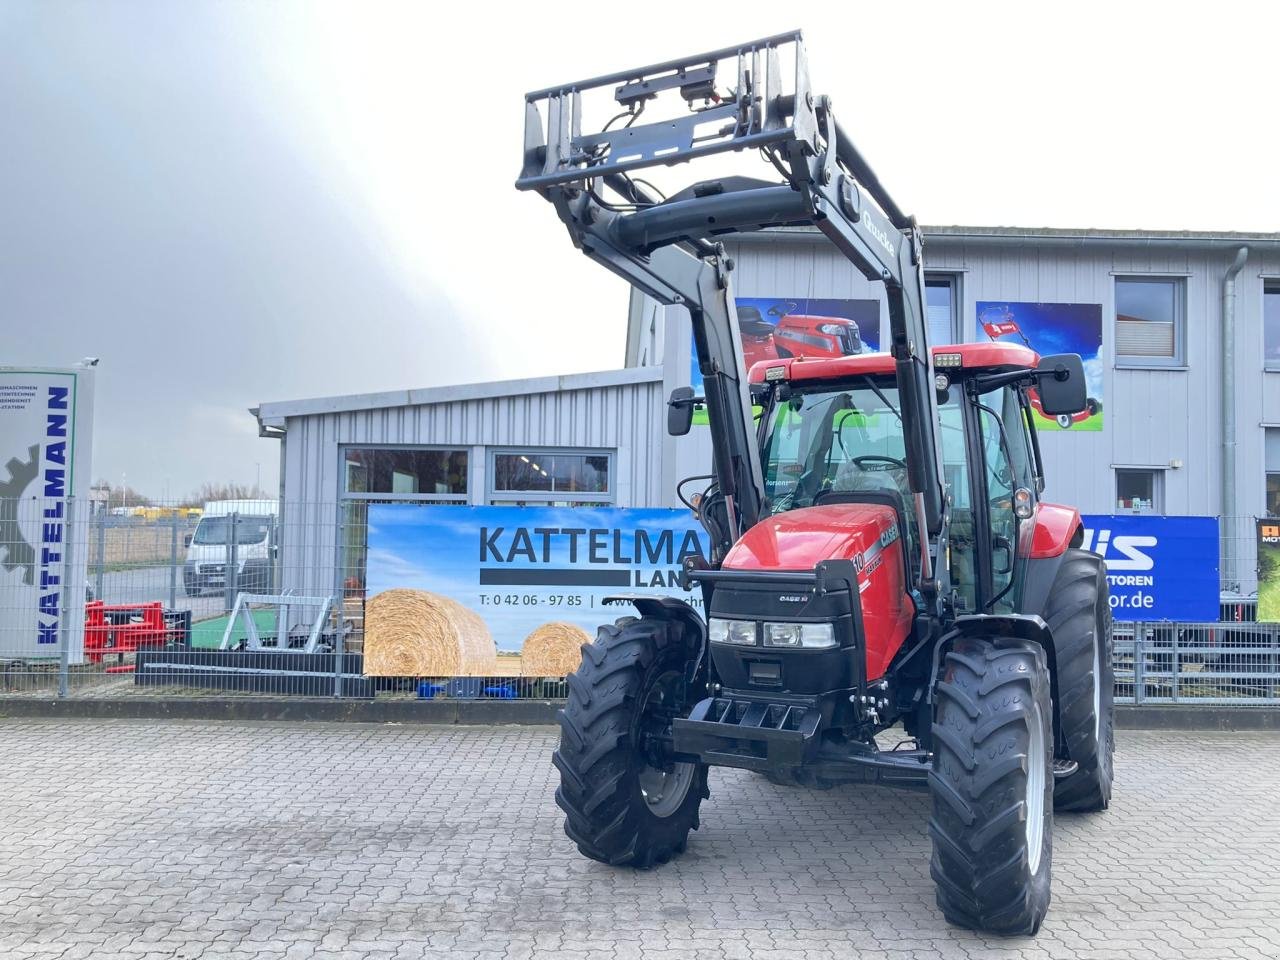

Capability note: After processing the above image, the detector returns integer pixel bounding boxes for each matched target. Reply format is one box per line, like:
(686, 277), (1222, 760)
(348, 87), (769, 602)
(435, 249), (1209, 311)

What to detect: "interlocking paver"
(0, 719), (1276, 959)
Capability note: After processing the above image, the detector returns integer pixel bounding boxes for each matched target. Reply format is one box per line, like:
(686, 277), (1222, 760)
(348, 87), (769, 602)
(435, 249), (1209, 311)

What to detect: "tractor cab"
(745, 342), (1074, 617)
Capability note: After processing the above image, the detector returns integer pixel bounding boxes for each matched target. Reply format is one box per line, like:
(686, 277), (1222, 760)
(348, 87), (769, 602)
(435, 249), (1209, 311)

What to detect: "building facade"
(257, 226), (1280, 596)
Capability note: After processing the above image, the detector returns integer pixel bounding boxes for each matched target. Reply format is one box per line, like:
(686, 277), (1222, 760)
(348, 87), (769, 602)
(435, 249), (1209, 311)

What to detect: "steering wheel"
(851, 455), (907, 472)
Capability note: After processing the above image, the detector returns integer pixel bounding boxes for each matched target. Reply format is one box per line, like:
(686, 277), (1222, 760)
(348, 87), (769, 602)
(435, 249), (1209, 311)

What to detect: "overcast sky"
(3, 1), (1277, 500)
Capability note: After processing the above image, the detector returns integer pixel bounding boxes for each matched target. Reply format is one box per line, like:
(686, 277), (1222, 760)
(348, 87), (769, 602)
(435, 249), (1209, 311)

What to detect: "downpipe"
(1221, 246), (1248, 592)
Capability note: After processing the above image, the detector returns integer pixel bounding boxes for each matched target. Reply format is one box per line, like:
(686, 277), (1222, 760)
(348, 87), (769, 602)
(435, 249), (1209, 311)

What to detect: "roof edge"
(728, 224), (1280, 246)
(255, 365), (664, 427)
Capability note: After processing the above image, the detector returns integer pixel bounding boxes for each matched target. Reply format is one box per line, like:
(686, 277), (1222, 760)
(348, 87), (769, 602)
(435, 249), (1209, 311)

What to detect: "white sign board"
(1, 366), (95, 661)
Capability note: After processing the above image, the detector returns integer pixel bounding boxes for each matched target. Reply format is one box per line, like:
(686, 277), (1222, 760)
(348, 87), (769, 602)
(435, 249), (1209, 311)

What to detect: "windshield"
(760, 380), (969, 516)
(761, 381), (910, 514)
(834, 326), (863, 354)
(192, 515), (272, 546)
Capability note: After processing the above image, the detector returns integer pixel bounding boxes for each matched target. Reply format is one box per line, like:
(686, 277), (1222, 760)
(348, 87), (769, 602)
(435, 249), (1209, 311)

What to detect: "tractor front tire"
(1045, 550), (1115, 812)
(553, 616), (708, 868)
(929, 636), (1054, 936)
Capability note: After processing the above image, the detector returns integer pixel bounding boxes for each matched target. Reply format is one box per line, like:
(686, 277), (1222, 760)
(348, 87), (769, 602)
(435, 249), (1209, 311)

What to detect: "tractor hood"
(723, 502), (899, 573)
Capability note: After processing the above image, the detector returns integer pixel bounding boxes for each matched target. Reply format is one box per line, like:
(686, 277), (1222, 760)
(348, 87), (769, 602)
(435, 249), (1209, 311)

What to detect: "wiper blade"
(861, 377), (901, 422)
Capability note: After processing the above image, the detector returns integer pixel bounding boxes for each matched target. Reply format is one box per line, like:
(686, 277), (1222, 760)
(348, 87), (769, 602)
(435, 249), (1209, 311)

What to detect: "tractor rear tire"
(1044, 550), (1115, 812)
(553, 616), (708, 868)
(929, 636), (1054, 936)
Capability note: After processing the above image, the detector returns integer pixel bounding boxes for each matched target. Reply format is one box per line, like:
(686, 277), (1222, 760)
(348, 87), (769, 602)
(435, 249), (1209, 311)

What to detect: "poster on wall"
(976, 301), (1104, 432)
(1081, 514), (1218, 621)
(364, 505), (710, 676)
(1257, 520), (1280, 622)
(690, 297), (880, 399)
(0, 366), (95, 662)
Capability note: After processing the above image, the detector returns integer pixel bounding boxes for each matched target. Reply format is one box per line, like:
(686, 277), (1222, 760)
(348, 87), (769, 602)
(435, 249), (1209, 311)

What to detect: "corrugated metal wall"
(275, 375), (666, 596)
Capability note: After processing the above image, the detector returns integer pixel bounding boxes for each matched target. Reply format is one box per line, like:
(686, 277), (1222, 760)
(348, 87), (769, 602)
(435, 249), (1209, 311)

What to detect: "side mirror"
(667, 387), (696, 436)
(183, 533), (193, 548)
(1034, 353), (1087, 415)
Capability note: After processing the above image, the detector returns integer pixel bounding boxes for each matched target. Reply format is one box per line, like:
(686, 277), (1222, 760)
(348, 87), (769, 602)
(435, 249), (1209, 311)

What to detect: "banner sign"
(977, 301), (1104, 432)
(366, 505), (711, 651)
(1081, 514), (1218, 621)
(1257, 520), (1280, 622)
(690, 296), (880, 397)
(0, 366), (95, 661)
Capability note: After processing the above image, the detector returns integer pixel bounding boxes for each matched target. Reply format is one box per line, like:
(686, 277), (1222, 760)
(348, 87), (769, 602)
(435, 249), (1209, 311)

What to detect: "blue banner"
(1080, 515), (1219, 622)
(366, 505), (710, 651)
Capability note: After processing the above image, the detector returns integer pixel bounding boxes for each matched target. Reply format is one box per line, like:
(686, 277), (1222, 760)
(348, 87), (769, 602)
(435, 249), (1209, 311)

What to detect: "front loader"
(516, 32), (1113, 936)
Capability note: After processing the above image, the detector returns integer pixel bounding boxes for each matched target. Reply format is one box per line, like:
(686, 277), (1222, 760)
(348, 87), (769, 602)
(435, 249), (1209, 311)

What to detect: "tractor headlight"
(818, 323), (844, 335)
(708, 618), (757, 646)
(763, 622), (837, 649)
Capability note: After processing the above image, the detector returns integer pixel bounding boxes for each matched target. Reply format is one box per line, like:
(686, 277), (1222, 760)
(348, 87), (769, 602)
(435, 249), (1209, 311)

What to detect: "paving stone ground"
(2, 719), (1278, 960)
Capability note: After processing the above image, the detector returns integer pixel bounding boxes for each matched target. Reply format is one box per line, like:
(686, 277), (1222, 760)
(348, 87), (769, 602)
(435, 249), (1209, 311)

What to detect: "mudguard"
(602, 594), (706, 652)
(950, 613), (1052, 647)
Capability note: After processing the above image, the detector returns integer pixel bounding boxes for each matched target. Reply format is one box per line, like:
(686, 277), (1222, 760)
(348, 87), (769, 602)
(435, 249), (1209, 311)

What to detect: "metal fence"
(2, 497), (1277, 705)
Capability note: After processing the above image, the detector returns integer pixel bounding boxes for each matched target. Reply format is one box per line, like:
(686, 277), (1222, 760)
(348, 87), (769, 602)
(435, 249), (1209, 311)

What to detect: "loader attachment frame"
(516, 31), (945, 587)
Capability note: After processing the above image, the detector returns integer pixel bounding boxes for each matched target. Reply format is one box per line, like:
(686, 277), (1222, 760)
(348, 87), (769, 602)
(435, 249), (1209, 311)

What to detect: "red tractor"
(519, 33), (1112, 936)
(769, 303), (872, 359)
(739, 303), (871, 366)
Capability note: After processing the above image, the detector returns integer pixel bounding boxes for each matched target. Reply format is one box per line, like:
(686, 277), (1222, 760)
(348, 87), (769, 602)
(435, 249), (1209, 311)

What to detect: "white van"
(182, 500), (278, 597)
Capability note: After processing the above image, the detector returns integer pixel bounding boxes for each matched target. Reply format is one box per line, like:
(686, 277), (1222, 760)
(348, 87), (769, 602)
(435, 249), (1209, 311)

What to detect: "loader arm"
(516, 31), (945, 586)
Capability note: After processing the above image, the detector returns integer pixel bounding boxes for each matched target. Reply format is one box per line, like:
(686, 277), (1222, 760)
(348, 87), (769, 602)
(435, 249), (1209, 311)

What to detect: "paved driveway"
(2, 720), (1278, 960)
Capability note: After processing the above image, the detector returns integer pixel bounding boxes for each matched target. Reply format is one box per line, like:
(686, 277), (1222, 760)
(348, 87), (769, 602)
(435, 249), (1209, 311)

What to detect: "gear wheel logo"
(0, 444), (40, 585)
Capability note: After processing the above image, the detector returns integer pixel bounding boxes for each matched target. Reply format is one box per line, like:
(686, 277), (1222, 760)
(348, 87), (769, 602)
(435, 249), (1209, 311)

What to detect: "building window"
(1267, 429), (1280, 515)
(342, 447), (468, 500)
(1265, 281), (1280, 371)
(925, 274), (959, 346)
(1116, 468), (1162, 514)
(488, 449), (613, 505)
(1115, 277), (1184, 366)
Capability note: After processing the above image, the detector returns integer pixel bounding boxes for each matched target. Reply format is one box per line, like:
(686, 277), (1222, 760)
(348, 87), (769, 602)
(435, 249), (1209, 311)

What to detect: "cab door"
(970, 385), (1038, 612)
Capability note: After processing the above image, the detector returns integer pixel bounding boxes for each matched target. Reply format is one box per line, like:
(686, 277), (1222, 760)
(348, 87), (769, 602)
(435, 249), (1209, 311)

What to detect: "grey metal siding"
(276, 378), (666, 596)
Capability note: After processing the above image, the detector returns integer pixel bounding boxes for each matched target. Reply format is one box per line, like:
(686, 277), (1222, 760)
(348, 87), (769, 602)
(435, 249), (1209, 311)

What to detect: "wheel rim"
(637, 759), (695, 818)
(636, 669), (696, 819)
(1026, 700), (1046, 875)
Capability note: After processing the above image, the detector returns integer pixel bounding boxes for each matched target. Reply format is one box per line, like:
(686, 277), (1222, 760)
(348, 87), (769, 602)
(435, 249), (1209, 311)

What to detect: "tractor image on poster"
(769, 302), (873, 359)
(517, 33), (1113, 936)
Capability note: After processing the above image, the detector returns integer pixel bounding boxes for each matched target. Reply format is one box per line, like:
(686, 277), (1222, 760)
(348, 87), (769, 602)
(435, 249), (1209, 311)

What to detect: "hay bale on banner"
(521, 622), (591, 677)
(364, 589), (497, 677)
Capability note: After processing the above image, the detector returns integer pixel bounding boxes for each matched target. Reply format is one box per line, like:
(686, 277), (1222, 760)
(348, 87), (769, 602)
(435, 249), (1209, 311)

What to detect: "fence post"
(93, 513), (106, 601)
(225, 512), (239, 613)
(57, 496), (76, 698)
(168, 515), (178, 610)
(333, 500), (347, 698)
(1133, 622), (1146, 706)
